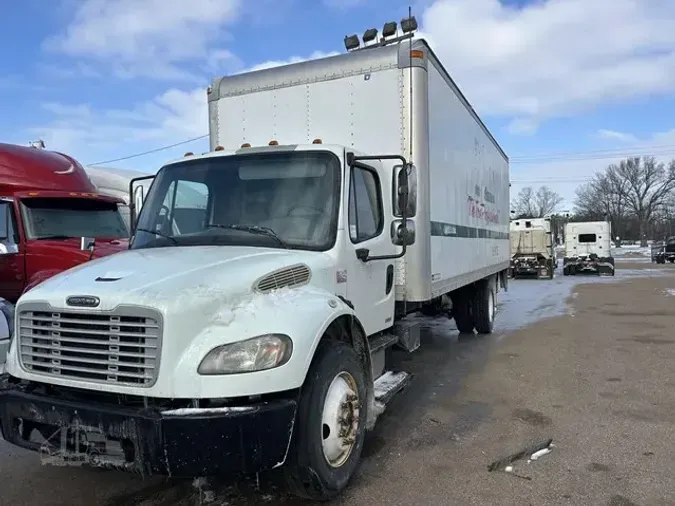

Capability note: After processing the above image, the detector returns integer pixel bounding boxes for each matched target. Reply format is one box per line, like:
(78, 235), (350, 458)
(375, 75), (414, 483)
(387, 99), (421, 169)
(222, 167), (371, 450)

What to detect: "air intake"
(255, 264), (311, 293)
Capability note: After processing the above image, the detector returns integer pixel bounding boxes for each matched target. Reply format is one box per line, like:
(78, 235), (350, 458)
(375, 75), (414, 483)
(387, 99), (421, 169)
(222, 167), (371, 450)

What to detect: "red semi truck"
(0, 143), (129, 303)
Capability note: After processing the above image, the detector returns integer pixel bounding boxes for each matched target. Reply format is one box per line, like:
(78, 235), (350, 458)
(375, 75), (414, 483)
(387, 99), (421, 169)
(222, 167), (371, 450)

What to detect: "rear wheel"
(473, 280), (495, 334)
(284, 341), (367, 501)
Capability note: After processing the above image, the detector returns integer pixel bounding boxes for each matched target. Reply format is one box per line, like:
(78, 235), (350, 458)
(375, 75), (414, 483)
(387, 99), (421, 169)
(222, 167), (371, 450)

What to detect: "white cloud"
(420, 0), (675, 133)
(511, 127), (675, 208)
(596, 129), (639, 143)
(43, 0), (242, 80)
(242, 50), (340, 73)
(30, 87), (207, 164)
(26, 48), (345, 166)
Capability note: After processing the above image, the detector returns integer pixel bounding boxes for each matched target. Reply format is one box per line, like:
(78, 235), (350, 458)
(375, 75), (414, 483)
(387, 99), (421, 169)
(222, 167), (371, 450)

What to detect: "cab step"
(373, 371), (412, 406)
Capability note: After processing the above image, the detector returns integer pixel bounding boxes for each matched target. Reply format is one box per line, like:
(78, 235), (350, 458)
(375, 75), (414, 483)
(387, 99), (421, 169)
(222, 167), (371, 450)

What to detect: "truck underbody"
(563, 255), (615, 276)
(508, 254), (555, 279)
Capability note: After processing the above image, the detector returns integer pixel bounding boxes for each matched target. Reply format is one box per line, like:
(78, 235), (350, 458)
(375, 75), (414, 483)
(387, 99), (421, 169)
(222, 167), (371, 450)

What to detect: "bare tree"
(534, 186), (564, 217)
(574, 168), (628, 245)
(512, 185), (563, 218)
(612, 156), (675, 246)
(512, 186), (535, 217)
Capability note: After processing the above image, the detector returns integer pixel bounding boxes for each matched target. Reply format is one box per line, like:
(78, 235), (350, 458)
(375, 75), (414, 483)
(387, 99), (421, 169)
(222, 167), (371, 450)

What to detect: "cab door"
(0, 199), (25, 303)
(345, 161), (396, 336)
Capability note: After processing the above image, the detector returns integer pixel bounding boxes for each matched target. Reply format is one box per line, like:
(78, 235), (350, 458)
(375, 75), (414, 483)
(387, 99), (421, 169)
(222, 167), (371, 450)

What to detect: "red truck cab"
(0, 143), (129, 303)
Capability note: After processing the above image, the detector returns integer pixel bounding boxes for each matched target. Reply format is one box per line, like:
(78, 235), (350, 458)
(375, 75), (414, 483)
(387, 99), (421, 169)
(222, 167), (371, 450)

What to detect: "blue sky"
(2, 0), (675, 209)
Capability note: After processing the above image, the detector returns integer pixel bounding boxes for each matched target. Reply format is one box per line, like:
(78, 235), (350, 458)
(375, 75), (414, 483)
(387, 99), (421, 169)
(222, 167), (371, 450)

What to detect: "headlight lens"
(197, 334), (293, 375)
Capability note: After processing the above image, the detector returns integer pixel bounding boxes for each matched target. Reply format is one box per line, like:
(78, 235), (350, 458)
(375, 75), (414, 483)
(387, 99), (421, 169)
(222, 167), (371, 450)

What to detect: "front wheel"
(284, 341), (368, 501)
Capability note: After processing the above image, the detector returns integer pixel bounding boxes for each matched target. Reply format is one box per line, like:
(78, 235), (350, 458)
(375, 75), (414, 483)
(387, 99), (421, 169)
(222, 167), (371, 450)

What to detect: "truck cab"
(508, 217), (555, 279)
(0, 143), (129, 303)
(563, 220), (614, 275)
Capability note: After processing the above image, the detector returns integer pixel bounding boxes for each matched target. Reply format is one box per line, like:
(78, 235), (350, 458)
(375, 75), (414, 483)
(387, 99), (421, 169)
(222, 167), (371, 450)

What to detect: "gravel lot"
(2, 261), (675, 506)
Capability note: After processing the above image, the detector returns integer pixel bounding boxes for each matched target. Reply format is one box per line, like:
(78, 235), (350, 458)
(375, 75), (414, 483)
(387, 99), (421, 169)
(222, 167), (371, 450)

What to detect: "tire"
(473, 280), (495, 334)
(451, 288), (474, 334)
(284, 341), (368, 501)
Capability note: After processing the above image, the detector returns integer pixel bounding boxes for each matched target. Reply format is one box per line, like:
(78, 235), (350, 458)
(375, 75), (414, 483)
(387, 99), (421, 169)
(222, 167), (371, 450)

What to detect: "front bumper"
(0, 378), (297, 477)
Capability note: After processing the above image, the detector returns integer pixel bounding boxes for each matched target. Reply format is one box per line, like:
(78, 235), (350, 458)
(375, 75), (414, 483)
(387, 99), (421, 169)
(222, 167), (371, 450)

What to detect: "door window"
(348, 166), (383, 243)
(0, 202), (19, 254)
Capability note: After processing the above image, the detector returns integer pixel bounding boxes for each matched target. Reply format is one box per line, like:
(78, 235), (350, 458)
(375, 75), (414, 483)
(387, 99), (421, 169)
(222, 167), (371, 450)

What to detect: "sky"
(2, 0), (675, 210)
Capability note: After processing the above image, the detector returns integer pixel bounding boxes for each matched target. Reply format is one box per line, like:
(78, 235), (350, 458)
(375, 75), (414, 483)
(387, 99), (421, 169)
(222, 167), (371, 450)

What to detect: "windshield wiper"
(134, 227), (179, 245)
(206, 224), (289, 248)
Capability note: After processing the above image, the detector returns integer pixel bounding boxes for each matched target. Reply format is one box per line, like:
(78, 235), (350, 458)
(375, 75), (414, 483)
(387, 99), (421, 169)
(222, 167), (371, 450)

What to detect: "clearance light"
(28, 192), (40, 196)
(269, 140), (279, 146)
(214, 145), (225, 151)
(312, 138), (323, 144)
(184, 151), (194, 156)
(401, 15), (418, 33)
(241, 143), (251, 148)
(344, 34), (360, 51)
(382, 21), (397, 38)
(410, 49), (424, 59)
(362, 28), (378, 44)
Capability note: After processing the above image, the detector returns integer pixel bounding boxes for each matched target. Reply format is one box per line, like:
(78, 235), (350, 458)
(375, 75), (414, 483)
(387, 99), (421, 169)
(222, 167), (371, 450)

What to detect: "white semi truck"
(0, 20), (510, 500)
(563, 220), (614, 275)
(509, 217), (555, 279)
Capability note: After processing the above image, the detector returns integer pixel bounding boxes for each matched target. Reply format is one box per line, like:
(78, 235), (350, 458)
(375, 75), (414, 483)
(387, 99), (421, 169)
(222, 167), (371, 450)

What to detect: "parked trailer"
(0, 24), (510, 501)
(508, 217), (555, 279)
(563, 221), (614, 275)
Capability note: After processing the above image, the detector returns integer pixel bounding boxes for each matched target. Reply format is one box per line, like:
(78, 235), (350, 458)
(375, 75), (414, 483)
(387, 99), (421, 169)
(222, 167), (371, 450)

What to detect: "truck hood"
(20, 245), (336, 314)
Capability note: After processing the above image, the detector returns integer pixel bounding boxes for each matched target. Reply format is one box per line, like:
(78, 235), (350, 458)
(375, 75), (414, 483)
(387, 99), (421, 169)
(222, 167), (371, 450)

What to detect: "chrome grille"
(17, 305), (162, 387)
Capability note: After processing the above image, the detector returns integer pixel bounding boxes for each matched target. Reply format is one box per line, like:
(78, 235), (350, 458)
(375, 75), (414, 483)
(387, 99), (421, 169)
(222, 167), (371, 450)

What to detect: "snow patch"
(374, 371), (408, 398)
(530, 447), (551, 461)
(664, 289), (675, 297)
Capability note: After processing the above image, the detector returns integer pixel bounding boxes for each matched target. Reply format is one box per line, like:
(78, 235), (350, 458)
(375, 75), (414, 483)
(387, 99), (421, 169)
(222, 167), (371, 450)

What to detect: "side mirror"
(393, 164), (417, 218)
(391, 219), (415, 246)
(80, 237), (95, 251)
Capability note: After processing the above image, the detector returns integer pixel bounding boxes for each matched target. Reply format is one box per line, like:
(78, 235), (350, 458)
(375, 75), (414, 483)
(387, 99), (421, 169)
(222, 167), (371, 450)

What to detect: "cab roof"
(0, 143), (97, 194)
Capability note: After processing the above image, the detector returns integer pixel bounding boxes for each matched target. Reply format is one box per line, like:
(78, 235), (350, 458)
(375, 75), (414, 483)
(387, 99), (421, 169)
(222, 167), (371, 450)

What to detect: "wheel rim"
(321, 371), (360, 468)
(488, 290), (495, 322)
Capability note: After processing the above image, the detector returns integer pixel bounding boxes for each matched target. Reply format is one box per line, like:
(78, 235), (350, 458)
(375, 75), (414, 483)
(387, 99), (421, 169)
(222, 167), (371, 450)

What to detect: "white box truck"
(509, 217), (555, 279)
(563, 220), (614, 275)
(0, 23), (510, 500)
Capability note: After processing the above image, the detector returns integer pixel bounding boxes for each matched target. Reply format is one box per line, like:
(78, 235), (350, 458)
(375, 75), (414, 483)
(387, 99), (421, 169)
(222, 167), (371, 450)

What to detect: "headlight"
(197, 334), (293, 375)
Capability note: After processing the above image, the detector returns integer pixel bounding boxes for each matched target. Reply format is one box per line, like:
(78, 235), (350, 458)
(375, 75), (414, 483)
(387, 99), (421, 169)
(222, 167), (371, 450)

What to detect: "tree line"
(511, 156), (675, 247)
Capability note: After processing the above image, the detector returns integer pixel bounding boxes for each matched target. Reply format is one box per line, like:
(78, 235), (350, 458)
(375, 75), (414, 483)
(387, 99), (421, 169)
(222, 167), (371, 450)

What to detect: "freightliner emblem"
(66, 295), (100, 308)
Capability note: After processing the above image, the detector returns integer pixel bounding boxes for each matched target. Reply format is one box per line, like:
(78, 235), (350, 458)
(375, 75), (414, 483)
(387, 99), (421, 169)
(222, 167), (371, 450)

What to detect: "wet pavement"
(2, 262), (675, 505)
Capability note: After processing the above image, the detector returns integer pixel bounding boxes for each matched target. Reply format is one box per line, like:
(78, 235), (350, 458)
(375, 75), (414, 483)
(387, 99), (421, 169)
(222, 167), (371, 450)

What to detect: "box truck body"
(209, 39), (510, 304)
(563, 221), (614, 275)
(0, 37), (510, 500)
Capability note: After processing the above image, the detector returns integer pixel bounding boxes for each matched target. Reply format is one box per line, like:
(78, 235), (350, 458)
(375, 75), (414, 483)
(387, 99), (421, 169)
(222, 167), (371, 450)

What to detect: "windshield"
(20, 197), (128, 240)
(131, 150), (341, 251)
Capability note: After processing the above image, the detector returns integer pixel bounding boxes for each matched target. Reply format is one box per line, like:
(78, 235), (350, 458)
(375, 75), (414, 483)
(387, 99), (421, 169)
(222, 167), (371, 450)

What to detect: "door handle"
(385, 264), (394, 294)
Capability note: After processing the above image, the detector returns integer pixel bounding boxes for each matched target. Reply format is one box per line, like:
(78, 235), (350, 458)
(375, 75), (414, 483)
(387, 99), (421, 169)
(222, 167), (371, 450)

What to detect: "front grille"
(17, 305), (162, 387)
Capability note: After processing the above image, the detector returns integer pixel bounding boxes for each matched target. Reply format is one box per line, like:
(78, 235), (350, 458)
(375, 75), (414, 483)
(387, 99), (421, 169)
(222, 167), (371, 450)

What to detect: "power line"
(86, 134), (208, 167)
(510, 143), (675, 161)
(82, 132), (675, 169)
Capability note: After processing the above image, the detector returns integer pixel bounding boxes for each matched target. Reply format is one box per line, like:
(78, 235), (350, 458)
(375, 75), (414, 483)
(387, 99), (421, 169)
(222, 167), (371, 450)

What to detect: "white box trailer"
(563, 220), (614, 275)
(0, 31), (510, 500)
(509, 217), (555, 279)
